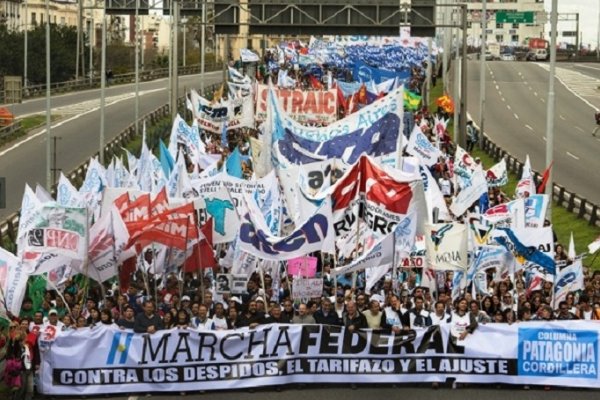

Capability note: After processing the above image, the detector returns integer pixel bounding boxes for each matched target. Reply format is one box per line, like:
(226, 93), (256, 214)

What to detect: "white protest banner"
(425, 222), (468, 270)
(276, 85), (403, 142)
(189, 90), (254, 133)
(256, 84), (337, 126)
(453, 146), (482, 189)
(450, 168), (488, 217)
(292, 278), (323, 299)
(238, 198), (336, 261)
(524, 194), (549, 229)
(405, 125), (440, 167)
(0, 247), (28, 316)
(40, 322), (600, 396)
(332, 232), (394, 277)
(486, 159), (508, 187)
(21, 204), (87, 261)
(240, 48), (260, 63)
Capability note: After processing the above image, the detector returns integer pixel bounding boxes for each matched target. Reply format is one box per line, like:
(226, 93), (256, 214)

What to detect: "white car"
(501, 53), (515, 61)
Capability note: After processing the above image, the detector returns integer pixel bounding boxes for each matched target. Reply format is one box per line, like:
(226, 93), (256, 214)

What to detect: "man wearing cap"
(181, 295), (192, 314)
(45, 309), (65, 332)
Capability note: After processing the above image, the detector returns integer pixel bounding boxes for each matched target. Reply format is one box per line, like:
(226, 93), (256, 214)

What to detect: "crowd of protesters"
(2, 47), (600, 397)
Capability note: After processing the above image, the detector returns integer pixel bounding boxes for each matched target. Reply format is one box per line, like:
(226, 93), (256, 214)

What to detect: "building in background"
(466, 0), (545, 47)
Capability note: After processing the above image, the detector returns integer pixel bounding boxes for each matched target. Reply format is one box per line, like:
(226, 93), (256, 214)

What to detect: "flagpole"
(197, 222), (205, 302)
(179, 216), (190, 300)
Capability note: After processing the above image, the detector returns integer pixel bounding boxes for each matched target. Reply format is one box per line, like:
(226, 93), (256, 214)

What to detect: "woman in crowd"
(99, 309), (118, 328)
(163, 311), (175, 329)
(175, 309), (191, 329)
(86, 307), (101, 326)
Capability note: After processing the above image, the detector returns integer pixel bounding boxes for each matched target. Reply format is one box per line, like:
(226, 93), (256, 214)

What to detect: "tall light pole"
(99, 13), (107, 164)
(45, 0), (51, 190)
(479, 0), (487, 146)
(597, 0), (600, 60)
(24, 0), (28, 90)
(170, 0), (180, 119)
(182, 17), (187, 67)
(545, 0), (558, 219)
(200, 0), (206, 94)
(135, 0), (140, 135)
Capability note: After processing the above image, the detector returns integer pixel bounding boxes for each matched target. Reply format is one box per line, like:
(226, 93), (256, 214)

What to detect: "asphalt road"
(467, 60), (600, 205)
(47, 384), (600, 400)
(0, 71), (223, 221)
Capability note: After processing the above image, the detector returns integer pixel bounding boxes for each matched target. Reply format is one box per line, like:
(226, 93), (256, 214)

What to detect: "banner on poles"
(40, 322), (600, 395)
(292, 278), (323, 299)
(256, 84), (337, 126)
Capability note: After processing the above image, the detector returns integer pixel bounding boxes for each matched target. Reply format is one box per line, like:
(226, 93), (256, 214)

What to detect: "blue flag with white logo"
(496, 228), (556, 276)
(226, 147), (244, 179)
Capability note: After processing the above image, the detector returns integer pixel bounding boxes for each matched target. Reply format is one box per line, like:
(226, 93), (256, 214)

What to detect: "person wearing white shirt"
(212, 303), (229, 330)
(191, 304), (215, 331)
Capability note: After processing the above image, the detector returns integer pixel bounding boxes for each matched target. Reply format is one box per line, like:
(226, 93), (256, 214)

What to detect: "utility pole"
(170, 0), (180, 119)
(51, 136), (62, 183)
(479, 0), (487, 147)
(458, 4), (468, 149)
(135, 0), (140, 135)
(545, 0), (558, 219)
(200, 0), (206, 94)
(45, 0), (51, 190)
(99, 14), (107, 164)
(76, 0), (82, 80)
(89, 16), (94, 85)
(24, 0), (28, 90)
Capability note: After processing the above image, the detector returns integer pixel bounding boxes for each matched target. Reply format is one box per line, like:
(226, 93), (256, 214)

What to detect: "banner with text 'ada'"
(40, 322), (600, 395)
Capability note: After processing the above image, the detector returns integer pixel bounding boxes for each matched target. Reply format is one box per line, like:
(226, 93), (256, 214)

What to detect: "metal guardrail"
(20, 63), (220, 100)
(480, 134), (600, 227)
(0, 120), (22, 139)
(0, 83), (221, 250)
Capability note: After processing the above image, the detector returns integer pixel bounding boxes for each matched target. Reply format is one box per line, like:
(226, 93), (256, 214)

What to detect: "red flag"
(119, 256), (137, 291)
(336, 85), (348, 112)
(537, 161), (554, 194)
(122, 193), (151, 226)
(308, 75), (323, 90)
(150, 188), (169, 217)
(184, 218), (216, 272)
(113, 192), (130, 215)
(127, 203), (197, 251)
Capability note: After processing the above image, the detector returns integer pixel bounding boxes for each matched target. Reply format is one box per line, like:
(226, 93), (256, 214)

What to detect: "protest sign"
(292, 278), (323, 299)
(287, 257), (318, 278)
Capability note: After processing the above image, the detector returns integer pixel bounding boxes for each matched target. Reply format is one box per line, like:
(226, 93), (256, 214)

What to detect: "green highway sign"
(496, 11), (534, 24)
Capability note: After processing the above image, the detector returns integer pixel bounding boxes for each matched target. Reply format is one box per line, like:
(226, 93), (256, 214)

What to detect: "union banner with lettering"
(255, 84), (337, 126)
(40, 322), (600, 395)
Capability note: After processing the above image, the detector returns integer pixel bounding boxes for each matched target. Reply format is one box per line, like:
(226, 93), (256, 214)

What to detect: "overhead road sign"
(496, 11), (534, 24)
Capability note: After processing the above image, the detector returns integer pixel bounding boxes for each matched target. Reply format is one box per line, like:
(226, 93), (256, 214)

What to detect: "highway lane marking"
(566, 151), (580, 160)
(16, 70), (223, 109)
(542, 136), (546, 141)
(533, 92), (538, 96)
(0, 88), (164, 157)
(498, 90), (502, 96)
(525, 124), (534, 131)
(501, 97), (505, 102)
(560, 115), (566, 120)
(495, 85), (499, 90)
(575, 126), (584, 132)
(514, 113), (519, 120)
(127, 396), (138, 400)
(536, 63), (600, 112)
(575, 64), (600, 71)
(540, 98), (545, 103)
(507, 104), (512, 110)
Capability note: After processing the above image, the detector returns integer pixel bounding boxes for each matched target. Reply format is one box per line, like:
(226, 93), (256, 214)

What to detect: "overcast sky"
(546, 0), (599, 48)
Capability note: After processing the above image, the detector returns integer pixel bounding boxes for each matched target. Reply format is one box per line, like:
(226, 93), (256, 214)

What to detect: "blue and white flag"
(57, 173), (85, 209)
(240, 48), (260, 63)
(553, 258), (584, 306)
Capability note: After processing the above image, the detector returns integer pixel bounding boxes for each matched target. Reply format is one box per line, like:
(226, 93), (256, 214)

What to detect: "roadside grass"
(0, 114), (60, 148)
(428, 82), (600, 269)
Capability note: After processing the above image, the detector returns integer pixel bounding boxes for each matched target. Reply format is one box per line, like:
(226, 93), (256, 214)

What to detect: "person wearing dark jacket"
(236, 300), (265, 328)
(264, 304), (290, 324)
(342, 301), (367, 332)
(314, 298), (341, 326)
(133, 301), (164, 333)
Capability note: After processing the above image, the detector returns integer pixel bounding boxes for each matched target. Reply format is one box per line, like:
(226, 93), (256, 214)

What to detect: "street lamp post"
(24, 0), (28, 90)
(545, 0), (558, 218)
(99, 14), (107, 164)
(135, 0), (140, 135)
(182, 17), (187, 68)
(479, 0), (487, 147)
(200, 0), (206, 93)
(45, 0), (51, 190)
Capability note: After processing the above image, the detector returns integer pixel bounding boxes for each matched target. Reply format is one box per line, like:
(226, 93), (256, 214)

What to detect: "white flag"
(0, 247), (28, 316)
(425, 222), (468, 270)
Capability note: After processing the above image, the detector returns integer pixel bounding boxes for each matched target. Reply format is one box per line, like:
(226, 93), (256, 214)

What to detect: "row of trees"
(0, 22), (212, 85)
